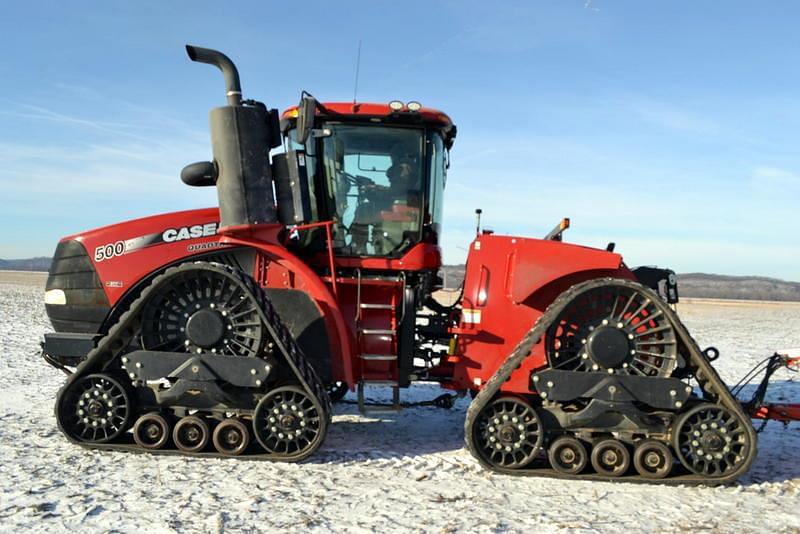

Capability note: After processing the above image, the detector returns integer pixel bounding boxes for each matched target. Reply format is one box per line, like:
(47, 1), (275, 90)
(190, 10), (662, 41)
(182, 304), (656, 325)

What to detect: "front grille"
(46, 240), (110, 333)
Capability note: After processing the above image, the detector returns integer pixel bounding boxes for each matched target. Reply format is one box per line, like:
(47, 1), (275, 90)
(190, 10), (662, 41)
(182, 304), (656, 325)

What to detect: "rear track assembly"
(464, 278), (758, 485)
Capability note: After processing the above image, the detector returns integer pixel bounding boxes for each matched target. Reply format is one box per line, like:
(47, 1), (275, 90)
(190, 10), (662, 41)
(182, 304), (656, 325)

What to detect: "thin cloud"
(627, 98), (719, 135)
(751, 166), (800, 189)
(6, 103), (167, 146)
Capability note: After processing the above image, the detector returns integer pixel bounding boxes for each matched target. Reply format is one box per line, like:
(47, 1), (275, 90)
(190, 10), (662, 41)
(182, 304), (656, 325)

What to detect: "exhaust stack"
(184, 44), (277, 228)
(185, 45), (242, 106)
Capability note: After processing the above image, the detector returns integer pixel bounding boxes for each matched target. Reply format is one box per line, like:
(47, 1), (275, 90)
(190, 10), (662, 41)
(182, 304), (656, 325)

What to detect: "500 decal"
(93, 222), (220, 262)
(94, 241), (126, 262)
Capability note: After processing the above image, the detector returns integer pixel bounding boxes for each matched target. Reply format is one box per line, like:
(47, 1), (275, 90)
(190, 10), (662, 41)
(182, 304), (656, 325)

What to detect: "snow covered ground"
(1, 274), (798, 533)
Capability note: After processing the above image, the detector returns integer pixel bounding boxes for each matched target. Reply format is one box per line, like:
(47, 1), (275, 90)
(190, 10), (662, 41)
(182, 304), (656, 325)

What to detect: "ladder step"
(359, 303), (394, 310)
(360, 329), (396, 336)
(357, 380), (401, 414)
(360, 354), (397, 361)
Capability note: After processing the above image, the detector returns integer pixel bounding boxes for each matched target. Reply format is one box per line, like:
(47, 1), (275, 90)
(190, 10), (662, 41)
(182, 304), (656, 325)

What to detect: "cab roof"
(281, 102), (454, 130)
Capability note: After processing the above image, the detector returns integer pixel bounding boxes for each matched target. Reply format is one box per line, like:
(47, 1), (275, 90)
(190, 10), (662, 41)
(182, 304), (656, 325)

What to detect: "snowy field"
(1, 272), (798, 533)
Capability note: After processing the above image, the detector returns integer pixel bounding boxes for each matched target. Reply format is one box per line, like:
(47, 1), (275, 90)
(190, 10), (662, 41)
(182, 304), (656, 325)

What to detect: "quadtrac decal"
(93, 222), (220, 262)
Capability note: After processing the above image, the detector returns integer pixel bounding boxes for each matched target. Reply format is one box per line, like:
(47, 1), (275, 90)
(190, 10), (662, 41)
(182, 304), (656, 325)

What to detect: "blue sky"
(1, 1), (799, 281)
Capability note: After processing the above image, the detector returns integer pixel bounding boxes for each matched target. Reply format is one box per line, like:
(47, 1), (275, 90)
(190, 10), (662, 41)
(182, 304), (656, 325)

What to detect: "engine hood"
(57, 207), (223, 306)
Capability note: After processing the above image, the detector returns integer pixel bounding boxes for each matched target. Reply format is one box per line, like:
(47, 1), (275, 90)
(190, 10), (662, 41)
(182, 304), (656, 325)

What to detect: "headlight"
(44, 289), (66, 305)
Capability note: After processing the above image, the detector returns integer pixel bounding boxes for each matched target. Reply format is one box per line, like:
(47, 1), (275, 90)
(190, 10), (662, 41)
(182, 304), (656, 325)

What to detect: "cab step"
(359, 303), (394, 310)
(357, 380), (401, 414)
(360, 329), (396, 336)
(359, 354), (397, 361)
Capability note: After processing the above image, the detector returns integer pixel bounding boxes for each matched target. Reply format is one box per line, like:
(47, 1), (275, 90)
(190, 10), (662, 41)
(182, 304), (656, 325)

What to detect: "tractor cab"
(281, 100), (456, 259)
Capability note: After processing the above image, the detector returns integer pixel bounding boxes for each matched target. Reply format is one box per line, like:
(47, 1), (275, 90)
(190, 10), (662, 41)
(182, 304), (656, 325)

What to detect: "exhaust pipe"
(184, 44), (277, 228)
(185, 45), (242, 106)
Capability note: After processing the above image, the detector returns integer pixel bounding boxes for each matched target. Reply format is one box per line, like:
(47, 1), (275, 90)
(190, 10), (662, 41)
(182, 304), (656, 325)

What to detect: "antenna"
(353, 40), (362, 106)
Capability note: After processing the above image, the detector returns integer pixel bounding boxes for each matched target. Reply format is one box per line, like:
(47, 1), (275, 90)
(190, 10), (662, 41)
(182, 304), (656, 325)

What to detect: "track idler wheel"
(252, 386), (327, 461)
(633, 440), (673, 479)
(326, 382), (349, 402)
(213, 418), (250, 456)
(673, 403), (753, 478)
(548, 436), (588, 475)
(591, 439), (630, 477)
(57, 373), (133, 443)
(173, 415), (210, 452)
(133, 412), (171, 450)
(473, 396), (543, 469)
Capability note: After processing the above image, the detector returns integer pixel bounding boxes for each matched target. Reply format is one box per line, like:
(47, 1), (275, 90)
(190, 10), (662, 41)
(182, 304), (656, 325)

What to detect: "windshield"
(320, 124), (425, 256)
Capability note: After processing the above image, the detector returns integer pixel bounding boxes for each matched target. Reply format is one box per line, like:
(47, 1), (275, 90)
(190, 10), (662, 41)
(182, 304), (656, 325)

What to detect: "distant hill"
(679, 273), (800, 302)
(0, 257), (52, 272)
(2, 257), (798, 302)
(442, 265), (800, 302)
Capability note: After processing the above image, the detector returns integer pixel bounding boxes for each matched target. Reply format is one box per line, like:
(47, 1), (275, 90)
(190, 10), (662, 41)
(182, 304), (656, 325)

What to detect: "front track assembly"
(54, 262), (331, 462)
(464, 278), (758, 485)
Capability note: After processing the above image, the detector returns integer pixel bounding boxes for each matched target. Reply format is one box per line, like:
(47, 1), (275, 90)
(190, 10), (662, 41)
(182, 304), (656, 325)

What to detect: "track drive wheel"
(57, 373), (133, 443)
(140, 265), (264, 358)
(591, 439), (630, 477)
(173, 415), (210, 452)
(473, 396), (543, 469)
(633, 440), (673, 479)
(545, 283), (678, 377)
(673, 403), (752, 478)
(133, 412), (171, 450)
(252, 386), (327, 461)
(548, 436), (589, 475)
(213, 418), (250, 456)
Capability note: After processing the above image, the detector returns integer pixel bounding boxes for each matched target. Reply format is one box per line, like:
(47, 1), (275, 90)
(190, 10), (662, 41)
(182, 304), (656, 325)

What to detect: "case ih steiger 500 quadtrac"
(42, 46), (799, 484)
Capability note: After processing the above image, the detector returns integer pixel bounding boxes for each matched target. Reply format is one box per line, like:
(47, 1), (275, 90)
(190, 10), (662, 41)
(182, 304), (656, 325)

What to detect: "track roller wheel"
(633, 440), (673, 479)
(57, 373), (133, 443)
(673, 403), (752, 478)
(173, 415), (210, 452)
(133, 412), (171, 450)
(252, 386), (327, 461)
(591, 439), (630, 477)
(548, 436), (588, 475)
(213, 418), (250, 456)
(473, 396), (543, 469)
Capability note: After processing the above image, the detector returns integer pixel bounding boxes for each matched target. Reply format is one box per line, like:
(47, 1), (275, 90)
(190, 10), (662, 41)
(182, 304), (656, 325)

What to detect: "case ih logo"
(94, 222), (219, 262)
(162, 223), (218, 243)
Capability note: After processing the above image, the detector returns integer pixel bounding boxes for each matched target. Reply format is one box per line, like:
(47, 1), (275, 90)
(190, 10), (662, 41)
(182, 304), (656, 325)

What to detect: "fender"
(219, 225), (355, 388)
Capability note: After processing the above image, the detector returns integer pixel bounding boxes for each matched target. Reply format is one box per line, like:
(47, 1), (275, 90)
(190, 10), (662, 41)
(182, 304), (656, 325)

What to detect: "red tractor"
(42, 46), (799, 483)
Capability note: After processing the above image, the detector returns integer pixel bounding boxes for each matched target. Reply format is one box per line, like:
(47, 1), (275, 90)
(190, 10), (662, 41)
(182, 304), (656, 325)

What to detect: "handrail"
(354, 268), (362, 322)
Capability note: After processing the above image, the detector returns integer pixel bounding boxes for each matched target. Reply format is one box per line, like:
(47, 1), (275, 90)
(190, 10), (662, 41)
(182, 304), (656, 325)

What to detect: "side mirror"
(296, 94), (318, 144)
(181, 161), (217, 187)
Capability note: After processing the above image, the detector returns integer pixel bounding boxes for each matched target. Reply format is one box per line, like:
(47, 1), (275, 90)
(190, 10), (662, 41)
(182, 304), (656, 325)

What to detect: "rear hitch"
(734, 351), (800, 428)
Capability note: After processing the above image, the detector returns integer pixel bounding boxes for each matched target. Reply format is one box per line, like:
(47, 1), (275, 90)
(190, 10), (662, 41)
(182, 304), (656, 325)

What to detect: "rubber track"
(54, 262), (331, 461)
(463, 277), (758, 485)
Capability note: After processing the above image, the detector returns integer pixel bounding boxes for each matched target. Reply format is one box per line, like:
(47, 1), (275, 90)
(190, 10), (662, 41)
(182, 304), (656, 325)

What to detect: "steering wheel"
(378, 231), (416, 257)
(340, 171), (375, 188)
